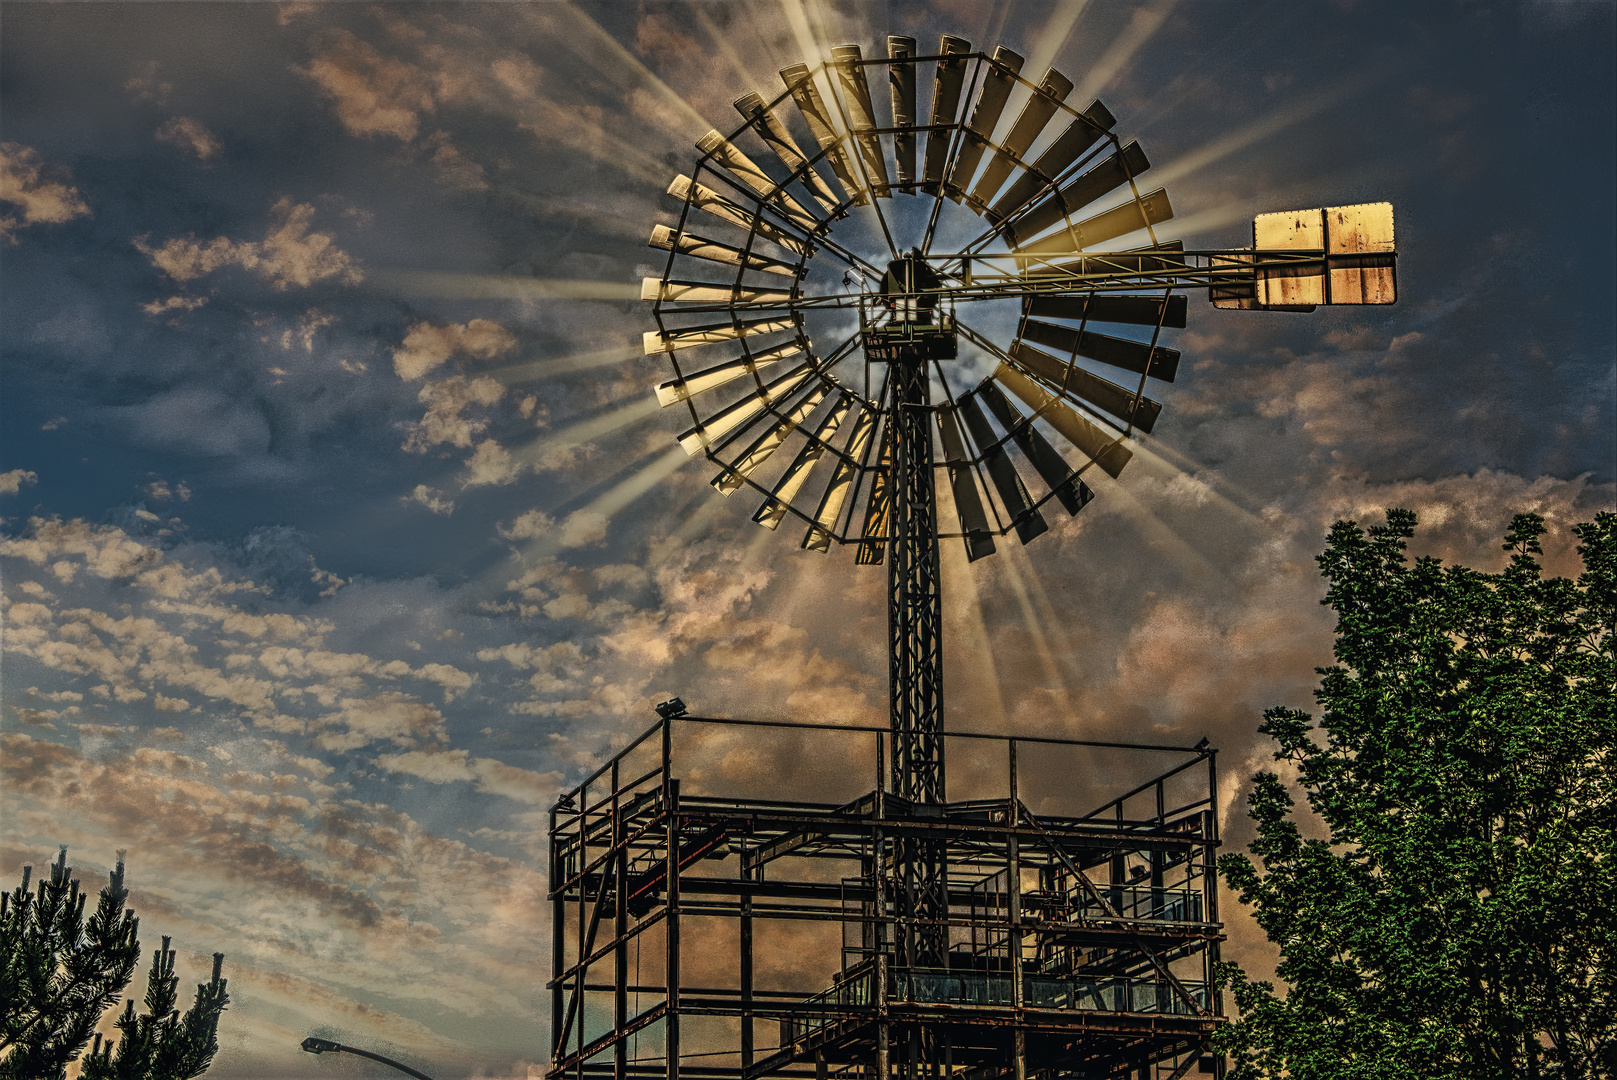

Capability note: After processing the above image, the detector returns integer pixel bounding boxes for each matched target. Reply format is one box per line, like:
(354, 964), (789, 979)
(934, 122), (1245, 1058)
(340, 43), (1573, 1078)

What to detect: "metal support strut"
(887, 350), (947, 974)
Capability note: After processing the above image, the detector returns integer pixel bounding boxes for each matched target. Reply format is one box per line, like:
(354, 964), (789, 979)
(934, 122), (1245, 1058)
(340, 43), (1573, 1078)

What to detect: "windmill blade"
(1017, 319), (1182, 383)
(1024, 293), (1186, 330)
(936, 404), (996, 561)
(887, 37), (917, 192)
(977, 380), (1092, 516)
(945, 46), (1025, 203)
(993, 361), (1132, 479)
(755, 395), (853, 529)
(831, 45), (892, 197)
(1013, 187), (1174, 261)
(676, 361), (815, 454)
(669, 175), (813, 256)
(921, 35), (972, 196)
(956, 391), (1047, 545)
(967, 68), (1073, 212)
(642, 278), (793, 306)
(804, 403), (880, 552)
(713, 384), (831, 493)
(654, 341), (802, 407)
(987, 100), (1116, 227)
(734, 92), (842, 214)
(1008, 340), (1163, 432)
(644, 315), (795, 355)
(697, 130), (821, 231)
(1002, 141), (1150, 246)
(780, 64), (867, 205)
(854, 430), (893, 564)
(649, 224), (803, 278)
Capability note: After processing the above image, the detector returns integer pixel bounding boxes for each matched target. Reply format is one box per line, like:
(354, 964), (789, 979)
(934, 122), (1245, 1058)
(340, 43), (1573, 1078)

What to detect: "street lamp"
(300, 1036), (438, 1080)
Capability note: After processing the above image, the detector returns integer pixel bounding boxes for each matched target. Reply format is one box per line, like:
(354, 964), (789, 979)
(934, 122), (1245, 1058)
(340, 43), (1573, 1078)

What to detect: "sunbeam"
(648, 489), (733, 567)
(1026, 2), (1089, 80)
(1148, 73), (1369, 191)
(1088, 465), (1224, 582)
(996, 540), (1073, 711)
(510, 395), (661, 473)
(485, 343), (643, 385)
(1070, 0), (1177, 106)
(502, 445), (689, 568)
(557, 1), (720, 142)
(688, 2), (779, 91)
(944, 544), (1011, 730)
(369, 271), (639, 302)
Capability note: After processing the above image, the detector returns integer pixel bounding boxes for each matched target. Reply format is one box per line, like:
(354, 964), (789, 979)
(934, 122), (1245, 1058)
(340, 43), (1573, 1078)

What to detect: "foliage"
(1215, 511), (1615, 1080)
(0, 850), (228, 1080)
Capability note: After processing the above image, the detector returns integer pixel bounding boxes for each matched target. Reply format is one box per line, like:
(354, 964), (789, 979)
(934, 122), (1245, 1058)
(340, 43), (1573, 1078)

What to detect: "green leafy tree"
(0, 849), (228, 1080)
(1216, 510), (1615, 1080)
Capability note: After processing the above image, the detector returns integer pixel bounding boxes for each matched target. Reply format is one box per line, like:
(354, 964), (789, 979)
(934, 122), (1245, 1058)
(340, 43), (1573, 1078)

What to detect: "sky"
(1, 1), (1613, 1077)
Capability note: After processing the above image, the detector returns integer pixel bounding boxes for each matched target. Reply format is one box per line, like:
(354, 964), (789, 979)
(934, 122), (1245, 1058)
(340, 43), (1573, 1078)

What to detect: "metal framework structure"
(549, 717), (1223, 1080)
(552, 32), (1396, 1080)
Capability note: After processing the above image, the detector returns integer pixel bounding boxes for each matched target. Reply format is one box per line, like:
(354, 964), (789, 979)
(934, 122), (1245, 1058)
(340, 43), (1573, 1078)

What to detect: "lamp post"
(300, 1036), (438, 1080)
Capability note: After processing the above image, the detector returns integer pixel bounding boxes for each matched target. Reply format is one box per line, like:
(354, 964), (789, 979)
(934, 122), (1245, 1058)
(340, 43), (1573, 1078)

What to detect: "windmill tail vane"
(547, 32), (1397, 1080)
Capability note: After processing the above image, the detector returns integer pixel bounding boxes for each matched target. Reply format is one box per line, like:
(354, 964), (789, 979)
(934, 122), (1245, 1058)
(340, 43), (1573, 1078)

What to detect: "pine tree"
(0, 850), (229, 1080)
(1215, 511), (1616, 1079)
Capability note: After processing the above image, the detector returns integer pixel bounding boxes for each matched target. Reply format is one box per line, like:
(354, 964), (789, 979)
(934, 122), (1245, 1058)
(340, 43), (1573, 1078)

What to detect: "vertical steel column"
(550, 806), (564, 1066)
(887, 351), (947, 972)
(1008, 740), (1026, 1080)
(740, 867), (753, 1072)
(614, 763), (628, 1080)
(666, 777), (681, 1080)
(576, 788), (587, 1080)
(887, 354), (943, 804)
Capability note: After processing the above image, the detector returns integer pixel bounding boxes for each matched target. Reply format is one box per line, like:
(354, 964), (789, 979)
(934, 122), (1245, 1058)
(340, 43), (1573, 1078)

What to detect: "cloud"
(404, 484), (455, 516)
(155, 116), (223, 161)
(460, 439), (524, 488)
(135, 197), (362, 290)
(313, 692), (448, 751)
(0, 143), (91, 240)
(140, 294), (208, 317)
(1, 469), (39, 496)
(401, 376), (507, 452)
(299, 29), (436, 142)
(392, 319), (516, 381)
(373, 749), (559, 804)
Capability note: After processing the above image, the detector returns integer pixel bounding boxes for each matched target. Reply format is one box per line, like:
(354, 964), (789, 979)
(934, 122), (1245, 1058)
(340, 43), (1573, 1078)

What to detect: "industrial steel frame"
(547, 715), (1224, 1080)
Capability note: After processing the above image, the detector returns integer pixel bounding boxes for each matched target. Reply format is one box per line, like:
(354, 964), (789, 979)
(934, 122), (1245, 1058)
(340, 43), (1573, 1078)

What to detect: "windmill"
(551, 35), (1395, 1080)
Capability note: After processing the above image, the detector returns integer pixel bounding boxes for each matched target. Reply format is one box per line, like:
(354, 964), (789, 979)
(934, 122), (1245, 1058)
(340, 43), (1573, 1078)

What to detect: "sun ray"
(1070, 0), (1177, 106)
(484, 343), (643, 385)
(648, 490), (732, 567)
(557, 1), (720, 141)
(369, 271), (639, 302)
(996, 539), (1072, 711)
(502, 445), (690, 568)
(1131, 434), (1267, 525)
(943, 543), (1010, 730)
(1148, 74), (1366, 191)
(1087, 466), (1224, 582)
(494, 187), (663, 244)
(688, 2), (778, 93)
(510, 396), (661, 473)
(1026, 1), (1090, 80)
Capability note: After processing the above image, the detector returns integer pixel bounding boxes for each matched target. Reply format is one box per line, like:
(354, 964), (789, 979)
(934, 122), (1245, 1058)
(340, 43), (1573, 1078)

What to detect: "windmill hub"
(863, 252), (957, 363)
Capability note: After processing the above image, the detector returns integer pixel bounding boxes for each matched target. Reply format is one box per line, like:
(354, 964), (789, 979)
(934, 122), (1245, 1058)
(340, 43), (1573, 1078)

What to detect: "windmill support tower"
(550, 36), (1395, 1080)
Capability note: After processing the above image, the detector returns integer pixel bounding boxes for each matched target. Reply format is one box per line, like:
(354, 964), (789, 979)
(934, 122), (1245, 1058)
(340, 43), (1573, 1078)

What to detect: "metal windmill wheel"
(644, 37), (1191, 566)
